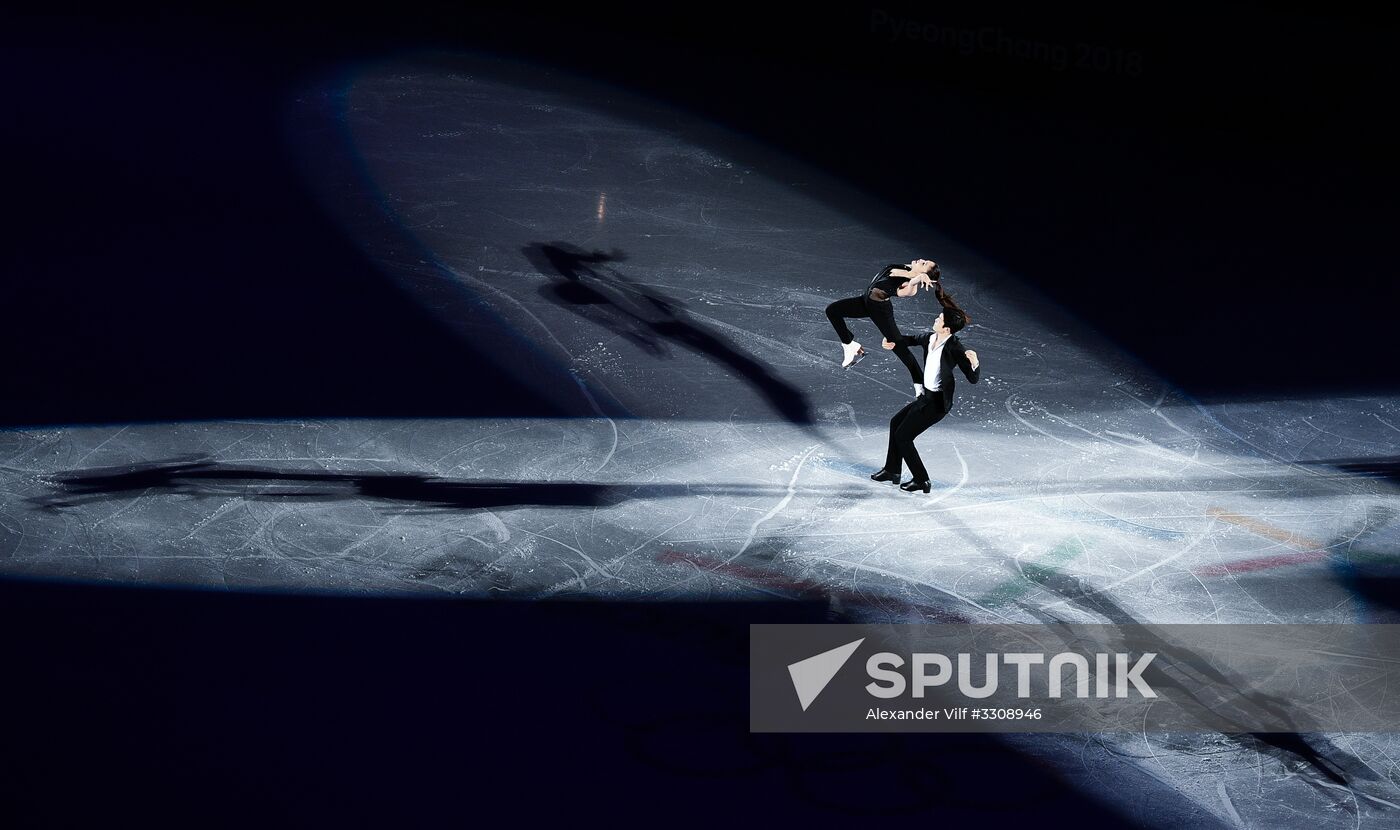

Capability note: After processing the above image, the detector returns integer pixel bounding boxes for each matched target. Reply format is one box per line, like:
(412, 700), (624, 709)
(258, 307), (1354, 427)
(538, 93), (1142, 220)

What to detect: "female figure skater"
(825, 259), (941, 395)
(870, 293), (980, 493)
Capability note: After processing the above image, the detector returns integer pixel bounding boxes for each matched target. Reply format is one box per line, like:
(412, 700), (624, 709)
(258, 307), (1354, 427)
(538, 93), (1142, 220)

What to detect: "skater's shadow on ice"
(522, 242), (813, 425)
(30, 457), (865, 513)
(1300, 456), (1400, 484)
(1016, 572), (1380, 807)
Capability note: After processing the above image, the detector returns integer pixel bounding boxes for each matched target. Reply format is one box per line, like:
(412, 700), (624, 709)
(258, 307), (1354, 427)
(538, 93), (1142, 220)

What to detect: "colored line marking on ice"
(1193, 550), (1331, 577)
(1193, 508), (1329, 577)
(1195, 546), (1400, 577)
(1205, 507), (1324, 549)
(976, 538), (1088, 608)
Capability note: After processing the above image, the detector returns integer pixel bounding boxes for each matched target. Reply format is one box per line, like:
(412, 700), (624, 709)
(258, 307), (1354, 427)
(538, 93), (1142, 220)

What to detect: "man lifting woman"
(824, 259), (941, 396)
(825, 259), (981, 493)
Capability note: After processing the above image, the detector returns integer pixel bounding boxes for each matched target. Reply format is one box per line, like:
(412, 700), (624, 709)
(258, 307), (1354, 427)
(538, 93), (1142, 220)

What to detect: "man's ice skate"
(841, 340), (866, 368)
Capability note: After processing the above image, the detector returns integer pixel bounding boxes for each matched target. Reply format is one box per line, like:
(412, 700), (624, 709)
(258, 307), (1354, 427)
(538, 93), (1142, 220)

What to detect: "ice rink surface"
(4, 55), (1399, 826)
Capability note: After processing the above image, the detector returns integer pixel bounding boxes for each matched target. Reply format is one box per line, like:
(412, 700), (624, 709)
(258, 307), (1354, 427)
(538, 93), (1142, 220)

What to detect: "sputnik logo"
(787, 638), (865, 711)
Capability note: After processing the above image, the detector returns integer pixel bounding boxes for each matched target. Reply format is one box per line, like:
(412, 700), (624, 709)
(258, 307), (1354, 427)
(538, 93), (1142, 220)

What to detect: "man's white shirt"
(924, 334), (949, 392)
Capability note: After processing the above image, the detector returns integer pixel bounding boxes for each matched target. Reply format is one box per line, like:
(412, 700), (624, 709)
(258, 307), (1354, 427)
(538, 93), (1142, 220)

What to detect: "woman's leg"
(825, 296), (867, 344)
(891, 344), (923, 384)
(867, 301), (923, 383)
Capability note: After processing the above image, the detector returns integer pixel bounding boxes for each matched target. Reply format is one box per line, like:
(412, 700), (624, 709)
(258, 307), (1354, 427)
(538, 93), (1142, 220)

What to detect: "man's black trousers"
(884, 392), (949, 483)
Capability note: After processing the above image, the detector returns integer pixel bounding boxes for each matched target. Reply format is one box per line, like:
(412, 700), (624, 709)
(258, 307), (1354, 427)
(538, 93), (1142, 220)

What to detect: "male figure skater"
(870, 303), (980, 493)
(825, 260), (940, 395)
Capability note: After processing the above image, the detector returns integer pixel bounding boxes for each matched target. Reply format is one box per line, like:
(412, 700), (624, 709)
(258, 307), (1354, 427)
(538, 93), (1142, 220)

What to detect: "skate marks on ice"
(5, 55), (1397, 824)
(4, 392), (1399, 622)
(285, 55), (1400, 620)
(294, 61), (925, 426)
(1, 420), (883, 594)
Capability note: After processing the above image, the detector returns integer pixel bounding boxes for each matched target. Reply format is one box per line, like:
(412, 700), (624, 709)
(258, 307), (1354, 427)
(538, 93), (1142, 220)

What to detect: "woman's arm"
(890, 266), (938, 290)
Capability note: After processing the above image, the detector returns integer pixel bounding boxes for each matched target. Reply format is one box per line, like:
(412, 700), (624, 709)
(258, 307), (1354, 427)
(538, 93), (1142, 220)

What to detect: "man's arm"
(953, 340), (980, 383)
(883, 331), (931, 350)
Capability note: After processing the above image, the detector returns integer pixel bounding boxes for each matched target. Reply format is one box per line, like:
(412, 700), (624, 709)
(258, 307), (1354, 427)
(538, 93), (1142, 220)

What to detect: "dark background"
(2, 0), (1396, 426)
(1, 1), (1395, 823)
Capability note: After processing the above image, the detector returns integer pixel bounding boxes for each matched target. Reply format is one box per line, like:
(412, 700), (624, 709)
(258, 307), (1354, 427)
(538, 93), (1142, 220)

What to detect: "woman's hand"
(966, 350), (979, 369)
(882, 339), (897, 350)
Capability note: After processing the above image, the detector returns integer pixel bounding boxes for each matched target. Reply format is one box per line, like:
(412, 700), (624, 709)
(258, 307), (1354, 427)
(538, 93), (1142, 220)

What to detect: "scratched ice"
(3, 55), (1398, 827)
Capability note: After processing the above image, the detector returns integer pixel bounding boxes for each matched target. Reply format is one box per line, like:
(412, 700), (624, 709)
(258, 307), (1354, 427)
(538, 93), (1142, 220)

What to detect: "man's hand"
(966, 350), (979, 370)
(882, 338), (897, 350)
